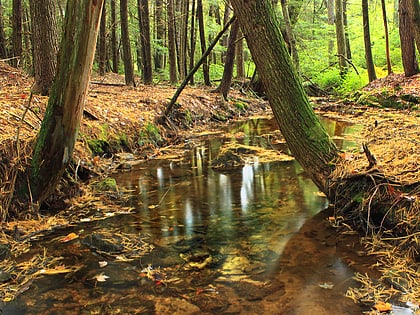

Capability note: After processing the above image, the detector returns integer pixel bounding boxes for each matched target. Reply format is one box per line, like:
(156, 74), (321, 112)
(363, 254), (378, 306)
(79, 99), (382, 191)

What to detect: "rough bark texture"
(197, 0), (210, 85)
(138, 0), (153, 84)
(362, 0), (377, 82)
(408, 0), (420, 56)
(0, 0), (7, 59)
(98, 2), (107, 76)
(110, 0), (119, 73)
(12, 0), (22, 67)
(215, 19), (239, 99)
(230, 0), (338, 193)
(381, 0), (392, 74)
(29, 0), (104, 205)
(30, 0), (59, 95)
(399, 0), (419, 76)
(120, 0), (136, 86)
(167, 0), (177, 84)
(335, 0), (347, 73)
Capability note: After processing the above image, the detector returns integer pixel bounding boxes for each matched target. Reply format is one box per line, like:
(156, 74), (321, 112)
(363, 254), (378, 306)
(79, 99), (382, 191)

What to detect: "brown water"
(2, 117), (371, 314)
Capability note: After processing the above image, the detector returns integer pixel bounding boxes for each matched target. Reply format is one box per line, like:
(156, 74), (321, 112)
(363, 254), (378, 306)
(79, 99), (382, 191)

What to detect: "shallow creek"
(3, 116), (375, 314)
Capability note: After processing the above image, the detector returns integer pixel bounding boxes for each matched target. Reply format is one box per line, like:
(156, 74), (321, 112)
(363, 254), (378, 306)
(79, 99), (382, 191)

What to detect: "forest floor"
(1, 61), (420, 312)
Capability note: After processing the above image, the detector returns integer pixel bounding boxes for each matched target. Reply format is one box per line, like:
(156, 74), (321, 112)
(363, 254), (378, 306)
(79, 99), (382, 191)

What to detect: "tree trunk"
(197, 0), (210, 85)
(154, 0), (165, 71)
(29, 0), (59, 95)
(408, 0), (420, 56)
(98, 2), (107, 76)
(120, 0), (136, 86)
(29, 0), (104, 205)
(335, 0), (347, 74)
(281, 0), (299, 72)
(343, 0), (352, 60)
(236, 28), (245, 80)
(137, 0), (153, 84)
(189, 0), (196, 84)
(178, 0), (189, 79)
(110, 0), (119, 73)
(327, 0), (335, 66)
(381, 0), (393, 74)
(0, 0), (6, 59)
(220, 3), (232, 63)
(362, 0), (377, 82)
(230, 0), (338, 193)
(214, 18), (239, 100)
(12, 0), (22, 67)
(399, 0), (419, 76)
(167, 0), (178, 84)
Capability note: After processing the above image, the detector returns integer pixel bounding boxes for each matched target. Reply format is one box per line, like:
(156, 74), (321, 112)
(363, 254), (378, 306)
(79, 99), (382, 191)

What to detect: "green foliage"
(93, 177), (118, 192)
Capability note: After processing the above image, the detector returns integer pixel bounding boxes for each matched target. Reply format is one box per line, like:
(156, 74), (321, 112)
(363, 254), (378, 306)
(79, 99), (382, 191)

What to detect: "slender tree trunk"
(0, 0), (6, 59)
(362, 0), (377, 82)
(22, 5), (31, 70)
(29, 0), (59, 95)
(281, 0), (299, 72)
(236, 28), (245, 80)
(197, 0), (210, 85)
(178, 0), (189, 79)
(335, 0), (347, 74)
(120, 0), (136, 86)
(189, 0), (196, 84)
(399, 0), (419, 76)
(221, 2), (232, 62)
(327, 0), (335, 66)
(154, 0), (165, 71)
(138, 0), (153, 84)
(230, 0), (338, 193)
(98, 2), (107, 76)
(28, 0), (104, 205)
(343, 0), (352, 60)
(215, 19), (239, 99)
(167, 0), (178, 84)
(12, 0), (22, 67)
(381, 0), (393, 74)
(110, 0), (119, 73)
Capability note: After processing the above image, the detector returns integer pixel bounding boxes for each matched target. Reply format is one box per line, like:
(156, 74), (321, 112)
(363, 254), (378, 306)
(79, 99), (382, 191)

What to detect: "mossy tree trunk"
(229, 0), (338, 194)
(29, 0), (104, 205)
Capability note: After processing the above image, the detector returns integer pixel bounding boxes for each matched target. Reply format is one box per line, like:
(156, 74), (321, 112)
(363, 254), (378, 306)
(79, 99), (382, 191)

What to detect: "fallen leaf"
(318, 282), (334, 289)
(60, 232), (79, 243)
(374, 301), (392, 312)
(98, 261), (108, 268)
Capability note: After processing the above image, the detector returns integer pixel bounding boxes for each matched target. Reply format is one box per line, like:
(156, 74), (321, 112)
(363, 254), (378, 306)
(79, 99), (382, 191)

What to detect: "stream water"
(3, 116), (371, 314)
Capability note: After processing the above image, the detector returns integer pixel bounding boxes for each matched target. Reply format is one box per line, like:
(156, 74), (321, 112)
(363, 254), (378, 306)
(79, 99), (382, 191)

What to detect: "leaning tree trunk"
(229, 0), (338, 193)
(29, 0), (104, 205)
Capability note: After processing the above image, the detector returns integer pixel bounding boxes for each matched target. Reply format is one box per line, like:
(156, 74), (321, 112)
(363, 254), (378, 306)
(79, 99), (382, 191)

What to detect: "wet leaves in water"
(373, 301), (392, 312)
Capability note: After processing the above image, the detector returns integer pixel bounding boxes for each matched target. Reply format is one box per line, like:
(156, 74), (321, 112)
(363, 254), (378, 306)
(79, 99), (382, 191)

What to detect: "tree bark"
(29, 0), (59, 95)
(189, 0), (196, 84)
(236, 28), (245, 80)
(120, 0), (136, 86)
(110, 0), (119, 73)
(230, 0), (338, 193)
(29, 0), (104, 205)
(154, 0), (165, 71)
(408, 0), (420, 56)
(167, 0), (178, 84)
(98, 2), (107, 76)
(399, 0), (419, 76)
(12, 0), (22, 67)
(335, 0), (347, 74)
(381, 0), (393, 74)
(362, 0), (377, 82)
(0, 0), (6, 59)
(327, 0), (335, 66)
(214, 18), (239, 100)
(281, 0), (299, 72)
(138, 0), (153, 84)
(197, 0), (210, 85)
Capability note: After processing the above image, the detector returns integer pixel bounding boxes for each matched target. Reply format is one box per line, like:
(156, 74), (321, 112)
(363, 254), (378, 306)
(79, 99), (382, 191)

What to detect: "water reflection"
(3, 116), (365, 314)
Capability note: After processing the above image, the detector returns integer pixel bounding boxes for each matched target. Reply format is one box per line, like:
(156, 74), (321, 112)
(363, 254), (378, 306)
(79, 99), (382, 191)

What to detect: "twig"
(335, 54), (360, 75)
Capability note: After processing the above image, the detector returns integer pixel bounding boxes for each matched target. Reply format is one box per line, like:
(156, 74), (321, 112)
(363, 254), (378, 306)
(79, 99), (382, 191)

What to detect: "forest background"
(0, 0), (408, 95)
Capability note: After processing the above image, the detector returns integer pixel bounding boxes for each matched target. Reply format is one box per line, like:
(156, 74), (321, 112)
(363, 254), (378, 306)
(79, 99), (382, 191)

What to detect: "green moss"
(138, 122), (163, 146)
(352, 192), (364, 204)
(234, 101), (248, 112)
(87, 139), (110, 156)
(94, 177), (118, 192)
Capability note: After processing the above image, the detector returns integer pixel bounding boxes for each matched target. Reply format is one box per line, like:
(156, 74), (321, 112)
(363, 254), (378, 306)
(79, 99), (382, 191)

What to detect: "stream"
(2, 116), (373, 314)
